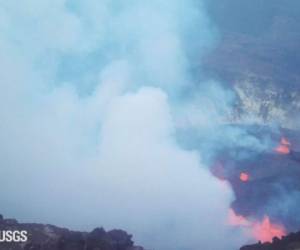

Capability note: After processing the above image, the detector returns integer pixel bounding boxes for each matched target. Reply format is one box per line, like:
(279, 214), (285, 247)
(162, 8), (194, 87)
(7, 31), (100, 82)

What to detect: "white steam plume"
(0, 0), (249, 249)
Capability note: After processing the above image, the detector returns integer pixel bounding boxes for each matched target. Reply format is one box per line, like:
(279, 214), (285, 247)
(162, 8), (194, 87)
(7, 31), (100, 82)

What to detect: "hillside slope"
(0, 214), (144, 250)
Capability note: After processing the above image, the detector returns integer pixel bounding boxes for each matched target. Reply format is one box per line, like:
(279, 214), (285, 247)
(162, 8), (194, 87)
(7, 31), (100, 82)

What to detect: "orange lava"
(275, 145), (290, 154)
(252, 216), (286, 243)
(275, 137), (291, 155)
(240, 172), (250, 182)
(228, 210), (287, 243)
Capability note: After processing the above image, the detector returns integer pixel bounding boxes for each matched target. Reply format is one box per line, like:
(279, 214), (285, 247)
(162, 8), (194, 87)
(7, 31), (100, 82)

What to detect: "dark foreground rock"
(0, 214), (144, 250)
(241, 231), (300, 250)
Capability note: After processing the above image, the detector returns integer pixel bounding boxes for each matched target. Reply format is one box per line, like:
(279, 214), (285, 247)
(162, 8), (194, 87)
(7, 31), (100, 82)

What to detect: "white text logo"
(0, 231), (28, 243)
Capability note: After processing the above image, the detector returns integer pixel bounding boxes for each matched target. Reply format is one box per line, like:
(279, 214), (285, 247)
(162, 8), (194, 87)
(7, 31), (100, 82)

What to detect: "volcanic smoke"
(0, 0), (251, 250)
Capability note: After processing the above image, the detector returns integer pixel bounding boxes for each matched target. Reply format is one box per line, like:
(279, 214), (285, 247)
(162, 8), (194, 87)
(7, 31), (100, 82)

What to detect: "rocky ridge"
(241, 231), (300, 250)
(0, 214), (144, 250)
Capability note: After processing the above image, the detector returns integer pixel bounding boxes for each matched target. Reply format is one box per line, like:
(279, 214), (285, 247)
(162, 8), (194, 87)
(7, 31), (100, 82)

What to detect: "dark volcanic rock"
(240, 231), (300, 250)
(214, 127), (300, 232)
(0, 215), (144, 250)
(202, 0), (300, 128)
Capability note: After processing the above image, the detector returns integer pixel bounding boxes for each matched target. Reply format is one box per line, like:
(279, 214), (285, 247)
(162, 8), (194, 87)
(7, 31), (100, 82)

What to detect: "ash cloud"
(0, 0), (250, 249)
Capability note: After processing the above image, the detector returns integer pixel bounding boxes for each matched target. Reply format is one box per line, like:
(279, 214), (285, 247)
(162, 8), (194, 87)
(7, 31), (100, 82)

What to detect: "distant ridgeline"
(241, 231), (300, 250)
(0, 214), (144, 250)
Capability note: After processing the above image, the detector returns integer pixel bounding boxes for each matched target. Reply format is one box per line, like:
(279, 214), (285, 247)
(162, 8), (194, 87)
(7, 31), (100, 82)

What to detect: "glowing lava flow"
(252, 216), (286, 243)
(275, 137), (291, 155)
(228, 210), (286, 243)
(240, 172), (250, 182)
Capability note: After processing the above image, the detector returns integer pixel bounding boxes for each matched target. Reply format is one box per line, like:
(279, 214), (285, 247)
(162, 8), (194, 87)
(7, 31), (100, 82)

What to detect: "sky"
(0, 1), (253, 249)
